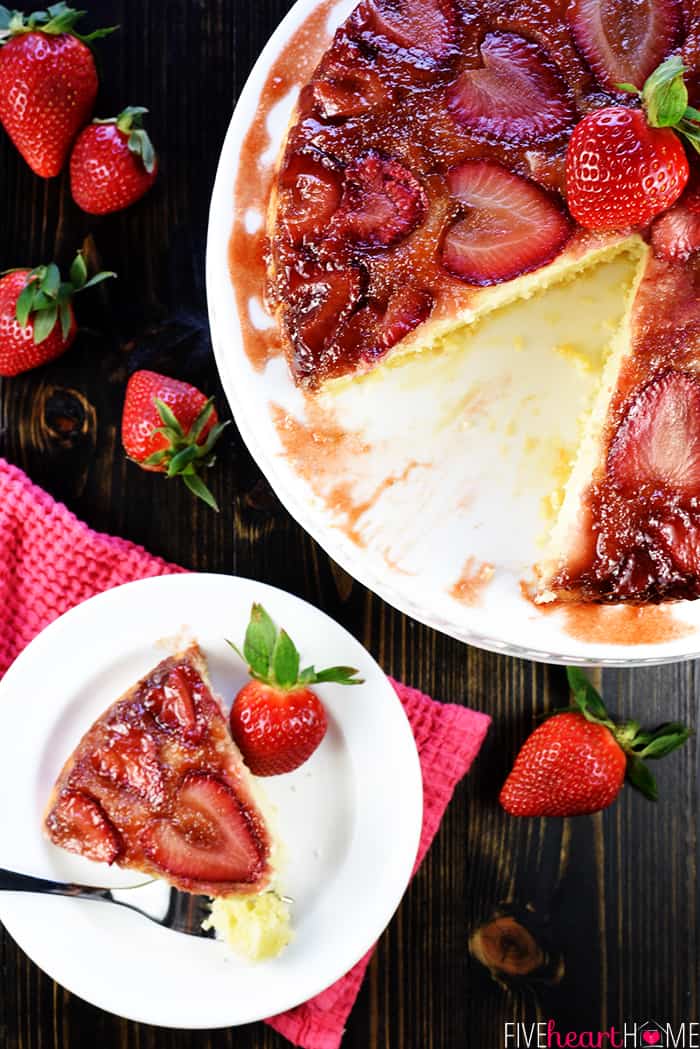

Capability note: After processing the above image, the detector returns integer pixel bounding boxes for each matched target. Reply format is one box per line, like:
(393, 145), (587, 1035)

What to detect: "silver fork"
(0, 867), (215, 937)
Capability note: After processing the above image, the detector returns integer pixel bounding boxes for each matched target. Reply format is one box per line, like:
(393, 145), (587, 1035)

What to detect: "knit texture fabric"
(0, 457), (491, 1048)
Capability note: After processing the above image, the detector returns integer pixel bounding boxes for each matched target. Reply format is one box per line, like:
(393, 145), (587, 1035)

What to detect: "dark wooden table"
(1, 2), (699, 1047)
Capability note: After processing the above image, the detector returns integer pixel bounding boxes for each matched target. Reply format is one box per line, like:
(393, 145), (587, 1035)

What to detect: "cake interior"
(322, 234), (651, 598)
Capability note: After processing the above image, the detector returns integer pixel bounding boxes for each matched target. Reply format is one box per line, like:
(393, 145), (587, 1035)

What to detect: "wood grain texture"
(1, 2), (699, 1047)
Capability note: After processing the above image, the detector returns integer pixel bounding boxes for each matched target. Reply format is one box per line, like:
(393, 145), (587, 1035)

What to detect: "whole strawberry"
(121, 369), (229, 510)
(71, 106), (158, 215)
(0, 250), (115, 376)
(566, 57), (700, 232)
(0, 3), (116, 178)
(500, 668), (691, 817)
(228, 603), (363, 776)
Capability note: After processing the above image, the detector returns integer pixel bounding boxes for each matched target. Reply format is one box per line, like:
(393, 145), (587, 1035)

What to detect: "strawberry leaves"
(9, 249), (115, 345)
(619, 56), (700, 154)
(228, 603), (364, 691)
(566, 667), (691, 801)
(0, 3), (118, 43)
(144, 396), (229, 511)
(94, 106), (157, 174)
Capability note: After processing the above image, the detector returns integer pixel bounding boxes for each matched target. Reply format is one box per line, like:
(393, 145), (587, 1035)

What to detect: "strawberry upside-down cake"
(45, 645), (275, 898)
(267, 0), (700, 604)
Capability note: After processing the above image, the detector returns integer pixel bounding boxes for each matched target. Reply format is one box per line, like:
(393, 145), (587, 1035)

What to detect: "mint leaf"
(243, 603), (276, 679)
(643, 55), (689, 127)
(271, 629), (300, 689)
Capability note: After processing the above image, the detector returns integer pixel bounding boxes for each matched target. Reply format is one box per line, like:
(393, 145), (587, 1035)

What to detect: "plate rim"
(0, 572), (423, 1028)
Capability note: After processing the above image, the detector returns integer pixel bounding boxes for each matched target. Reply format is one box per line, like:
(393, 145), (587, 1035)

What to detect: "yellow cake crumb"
(553, 342), (592, 374)
(204, 891), (293, 961)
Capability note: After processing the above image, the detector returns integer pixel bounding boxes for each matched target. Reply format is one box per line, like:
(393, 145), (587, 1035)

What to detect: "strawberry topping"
(91, 727), (164, 805)
(279, 149), (343, 245)
(373, 285), (434, 353)
(652, 194), (700, 261)
(286, 265), (364, 378)
(441, 159), (572, 285)
(349, 0), (459, 65)
(567, 0), (681, 92)
(311, 35), (393, 119)
(607, 370), (700, 496)
(142, 772), (265, 885)
(145, 666), (199, 736)
(448, 32), (574, 144)
(333, 151), (428, 248)
(47, 790), (123, 864)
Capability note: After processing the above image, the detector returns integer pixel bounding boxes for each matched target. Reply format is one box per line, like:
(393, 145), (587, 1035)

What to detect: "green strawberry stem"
(144, 396), (230, 512)
(6, 249), (116, 344)
(618, 55), (700, 154)
(566, 667), (691, 801)
(227, 603), (365, 690)
(0, 3), (118, 43)
(94, 107), (157, 174)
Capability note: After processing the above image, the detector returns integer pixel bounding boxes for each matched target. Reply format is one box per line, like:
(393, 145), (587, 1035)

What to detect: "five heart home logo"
(639, 1022), (666, 1048)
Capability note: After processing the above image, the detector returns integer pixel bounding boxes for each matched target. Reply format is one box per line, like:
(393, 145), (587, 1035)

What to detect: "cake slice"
(45, 644), (274, 898)
(537, 250), (700, 603)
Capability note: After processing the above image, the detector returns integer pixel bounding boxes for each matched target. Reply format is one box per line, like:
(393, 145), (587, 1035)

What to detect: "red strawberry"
(374, 285), (434, 351)
(500, 668), (690, 817)
(121, 370), (229, 511)
(441, 159), (572, 285)
(651, 201), (700, 260)
(46, 789), (122, 863)
(333, 151), (427, 248)
(565, 58), (700, 232)
(607, 370), (700, 495)
(91, 727), (164, 806)
(278, 148), (343, 245)
(228, 603), (363, 776)
(70, 106), (158, 215)
(142, 772), (265, 885)
(448, 32), (574, 144)
(567, 0), (680, 94)
(0, 250), (115, 376)
(654, 512), (700, 575)
(349, 0), (458, 65)
(0, 4), (115, 177)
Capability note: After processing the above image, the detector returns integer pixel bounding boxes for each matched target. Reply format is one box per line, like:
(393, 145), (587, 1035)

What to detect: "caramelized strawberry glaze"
(270, 0), (698, 386)
(552, 254), (700, 602)
(45, 647), (271, 896)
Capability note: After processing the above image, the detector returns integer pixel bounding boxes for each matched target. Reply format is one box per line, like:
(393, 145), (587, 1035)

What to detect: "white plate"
(0, 574), (422, 1029)
(206, 0), (700, 666)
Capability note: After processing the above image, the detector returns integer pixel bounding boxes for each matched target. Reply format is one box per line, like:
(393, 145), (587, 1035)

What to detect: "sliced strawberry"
(567, 0), (681, 92)
(654, 512), (700, 575)
(334, 151), (428, 248)
(47, 790), (122, 864)
(145, 667), (198, 735)
(441, 159), (572, 285)
(349, 0), (459, 64)
(91, 727), (164, 806)
(279, 149), (343, 245)
(312, 36), (392, 119)
(375, 285), (434, 351)
(651, 203), (700, 262)
(607, 370), (700, 495)
(142, 772), (264, 886)
(286, 265), (364, 376)
(448, 33), (574, 144)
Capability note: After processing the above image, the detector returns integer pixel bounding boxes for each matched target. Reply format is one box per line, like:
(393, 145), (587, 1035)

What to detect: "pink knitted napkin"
(0, 457), (491, 1049)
